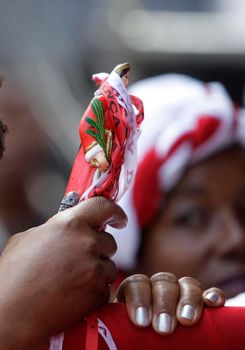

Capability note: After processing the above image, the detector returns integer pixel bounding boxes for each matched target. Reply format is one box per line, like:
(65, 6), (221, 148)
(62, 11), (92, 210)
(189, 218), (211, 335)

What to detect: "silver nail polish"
(135, 306), (148, 326)
(157, 313), (171, 333)
(206, 291), (219, 303)
(181, 304), (195, 320)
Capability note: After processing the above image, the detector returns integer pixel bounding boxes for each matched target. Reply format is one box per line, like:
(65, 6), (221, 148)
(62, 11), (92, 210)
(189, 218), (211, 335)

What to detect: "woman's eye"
(173, 209), (208, 229)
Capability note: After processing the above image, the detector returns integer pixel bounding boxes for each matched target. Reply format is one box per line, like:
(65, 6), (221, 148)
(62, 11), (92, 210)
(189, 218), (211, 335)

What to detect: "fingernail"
(206, 291), (219, 303)
(157, 313), (171, 333)
(180, 304), (195, 320)
(135, 306), (149, 326)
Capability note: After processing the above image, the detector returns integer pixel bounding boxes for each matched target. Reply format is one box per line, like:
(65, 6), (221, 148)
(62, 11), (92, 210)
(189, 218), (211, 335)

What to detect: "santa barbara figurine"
(59, 63), (144, 211)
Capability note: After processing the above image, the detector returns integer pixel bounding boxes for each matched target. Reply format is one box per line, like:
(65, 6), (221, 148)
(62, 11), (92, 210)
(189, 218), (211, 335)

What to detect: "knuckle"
(104, 232), (118, 256)
(57, 210), (81, 232)
(179, 276), (202, 290)
(150, 273), (180, 311)
(178, 277), (203, 306)
(120, 274), (150, 293)
(90, 260), (103, 280)
(125, 274), (149, 284)
(89, 196), (112, 210)
(85, 238), (99, 258)
(89, 259), (117, 291)
(117, 274), (151, 304)
(150, 272), (178, 284)
(107, 260), (117, 283)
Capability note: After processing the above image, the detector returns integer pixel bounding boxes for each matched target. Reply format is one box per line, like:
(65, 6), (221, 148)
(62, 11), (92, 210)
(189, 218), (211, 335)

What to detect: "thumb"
(65, 197), (128, 229)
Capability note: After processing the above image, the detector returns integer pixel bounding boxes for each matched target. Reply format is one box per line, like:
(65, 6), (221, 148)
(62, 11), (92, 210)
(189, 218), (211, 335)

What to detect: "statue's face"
(121, 72), (130, 88)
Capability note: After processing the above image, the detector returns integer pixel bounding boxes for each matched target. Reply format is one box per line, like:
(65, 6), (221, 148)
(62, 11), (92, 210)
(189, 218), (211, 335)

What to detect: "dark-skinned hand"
(117, 272), (225, 334)
(0, 197), (127, 350)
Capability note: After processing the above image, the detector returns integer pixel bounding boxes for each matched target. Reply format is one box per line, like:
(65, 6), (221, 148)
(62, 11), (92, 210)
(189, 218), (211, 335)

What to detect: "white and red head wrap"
(109, 74), (245, 271)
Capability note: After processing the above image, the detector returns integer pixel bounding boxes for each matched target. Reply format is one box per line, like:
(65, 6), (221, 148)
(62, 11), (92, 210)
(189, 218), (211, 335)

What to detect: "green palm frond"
(85, 117), (99, 131)
(86, 129), (105, 147)
(86, 129), (97, 139)
(85, 97), (107, 158)
(91, 98), (105, 135)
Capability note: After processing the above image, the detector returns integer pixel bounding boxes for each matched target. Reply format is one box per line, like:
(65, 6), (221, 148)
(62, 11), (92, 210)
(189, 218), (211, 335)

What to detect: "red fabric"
(133, 148), (162, 228)
(130, 95), (144, 126)
(61, 304), (245, 350)
(193, 116), (221, 147)
(64, 84), (143, 201)
(112, 270), (127, 290)
(85, 313), (99, 350)
(63, 321), (86, 350)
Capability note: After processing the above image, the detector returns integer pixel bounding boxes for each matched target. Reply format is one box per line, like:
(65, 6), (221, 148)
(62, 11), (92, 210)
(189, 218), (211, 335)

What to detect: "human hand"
(93, 151), (109, 172)
(0, 197), (127, 350)
(116, 272), (225, 335)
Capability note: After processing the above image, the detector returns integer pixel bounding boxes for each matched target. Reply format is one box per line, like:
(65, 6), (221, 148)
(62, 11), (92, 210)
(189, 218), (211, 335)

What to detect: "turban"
(109, 74), (245, 271)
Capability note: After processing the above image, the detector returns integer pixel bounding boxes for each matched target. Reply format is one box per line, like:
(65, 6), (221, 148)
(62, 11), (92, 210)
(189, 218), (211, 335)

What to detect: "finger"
(82, 197), (128, 229)
(57, 197), (128, 229)
(150, 272), (179, 334)
(82, 284), (111, 313)
(117, 274), (152, 328)
(99, 258), (118, 286)
(177, 276), (203, 326)
(203, 287), (226, 307)
(97, 231), (117, 258)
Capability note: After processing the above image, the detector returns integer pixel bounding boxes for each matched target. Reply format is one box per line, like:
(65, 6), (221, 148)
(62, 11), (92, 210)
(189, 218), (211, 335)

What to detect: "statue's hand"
(93, 151), (109, 172)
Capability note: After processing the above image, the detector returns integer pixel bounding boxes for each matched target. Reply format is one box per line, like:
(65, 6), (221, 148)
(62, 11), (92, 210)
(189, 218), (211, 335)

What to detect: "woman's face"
(139, 147), (245, 298)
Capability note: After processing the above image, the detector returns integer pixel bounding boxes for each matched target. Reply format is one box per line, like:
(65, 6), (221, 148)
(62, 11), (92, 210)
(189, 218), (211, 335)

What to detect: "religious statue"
(59, 63), (144, 211)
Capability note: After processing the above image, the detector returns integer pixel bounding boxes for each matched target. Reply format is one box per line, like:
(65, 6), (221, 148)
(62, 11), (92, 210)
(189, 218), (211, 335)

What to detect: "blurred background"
(0, 0), (245, 248)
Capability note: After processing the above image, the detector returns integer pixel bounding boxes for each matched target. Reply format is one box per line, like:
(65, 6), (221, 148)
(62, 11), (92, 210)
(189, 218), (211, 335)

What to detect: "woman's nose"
(214, 207), (245, 256)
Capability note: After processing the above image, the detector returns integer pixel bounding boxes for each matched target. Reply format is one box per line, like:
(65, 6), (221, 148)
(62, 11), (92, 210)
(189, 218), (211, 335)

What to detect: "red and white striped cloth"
(109, 74), (245, 271)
